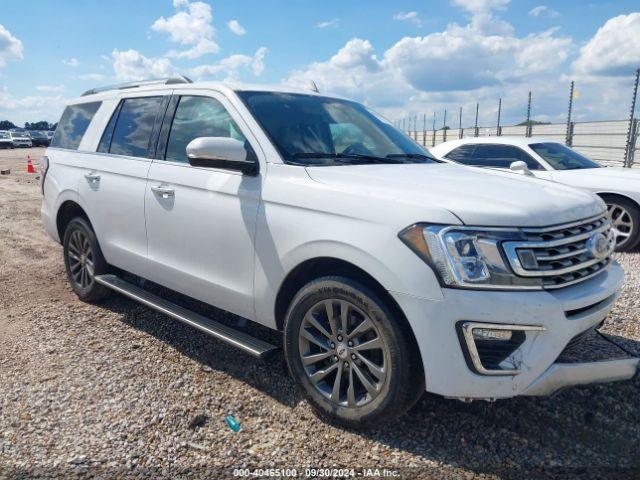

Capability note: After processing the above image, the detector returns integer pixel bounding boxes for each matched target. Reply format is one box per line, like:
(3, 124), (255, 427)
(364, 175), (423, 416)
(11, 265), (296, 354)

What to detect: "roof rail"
(81, 75), (193, 97)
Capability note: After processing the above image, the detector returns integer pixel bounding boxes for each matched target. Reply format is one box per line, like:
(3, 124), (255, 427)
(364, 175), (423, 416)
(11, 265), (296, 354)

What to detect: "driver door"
(143, 90), (263, 320)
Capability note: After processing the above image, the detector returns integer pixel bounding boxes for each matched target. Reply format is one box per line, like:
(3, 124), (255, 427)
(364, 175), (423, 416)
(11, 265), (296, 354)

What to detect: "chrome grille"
(503, 213), (615, 289)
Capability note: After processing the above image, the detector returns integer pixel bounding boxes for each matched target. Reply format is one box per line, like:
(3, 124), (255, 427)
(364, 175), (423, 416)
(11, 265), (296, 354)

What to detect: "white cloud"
(78, 73), (107, 81)
(316, 19), (340, 29)
(189, 47), (267, 80)
(573, 13), (640, 77)
(0, 86), (67, 124)
(227, 19), (246, 36)
(528, 6), (559, 18)
(111, 49), (174, 81)
(151, 0), (219, 59)
(393, 12), (422, 26)
(449, 0), (510, 14)
(62, 58), (79, 67)
(36, 85), (66, 93)
(0, 24), (23, 68)
(285, 6), (580, 123)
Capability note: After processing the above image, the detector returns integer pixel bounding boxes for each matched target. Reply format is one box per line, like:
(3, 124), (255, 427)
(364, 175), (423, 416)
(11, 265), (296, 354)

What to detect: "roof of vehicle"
(431, 136), (563, 153)
(72, 76), (335, 104)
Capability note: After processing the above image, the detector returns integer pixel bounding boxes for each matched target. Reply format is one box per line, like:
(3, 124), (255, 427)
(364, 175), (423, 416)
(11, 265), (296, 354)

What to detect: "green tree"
(0, 120), (17, 130)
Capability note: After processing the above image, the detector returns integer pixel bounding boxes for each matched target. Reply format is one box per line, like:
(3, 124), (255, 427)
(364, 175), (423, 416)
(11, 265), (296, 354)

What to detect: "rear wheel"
(284, 276), (424, 427)
(63, 217), (111, 302)
(604, 197), (640, 251)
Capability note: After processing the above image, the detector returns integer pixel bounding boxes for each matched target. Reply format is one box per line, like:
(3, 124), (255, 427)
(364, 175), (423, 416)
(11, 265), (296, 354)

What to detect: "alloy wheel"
(67, 229), (95, 289)
(606, 203), (634, 248)
(298, 299), (388, 408)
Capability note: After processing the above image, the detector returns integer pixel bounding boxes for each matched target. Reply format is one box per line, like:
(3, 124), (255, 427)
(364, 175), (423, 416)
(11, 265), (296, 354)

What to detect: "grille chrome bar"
(502, 213), (615, 288)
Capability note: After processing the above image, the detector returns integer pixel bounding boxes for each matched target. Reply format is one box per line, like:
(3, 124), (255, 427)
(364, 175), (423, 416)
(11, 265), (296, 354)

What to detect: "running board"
(94, 274), (277, 358)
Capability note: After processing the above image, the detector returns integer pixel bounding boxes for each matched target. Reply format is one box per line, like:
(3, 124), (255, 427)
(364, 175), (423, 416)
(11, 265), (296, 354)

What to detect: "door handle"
(151, 184), (175, 198)
(84, 172), (101, 183)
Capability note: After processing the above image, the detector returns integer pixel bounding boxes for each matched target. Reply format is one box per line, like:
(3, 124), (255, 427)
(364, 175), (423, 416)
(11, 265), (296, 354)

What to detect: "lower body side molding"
(94, 274), (277, 358)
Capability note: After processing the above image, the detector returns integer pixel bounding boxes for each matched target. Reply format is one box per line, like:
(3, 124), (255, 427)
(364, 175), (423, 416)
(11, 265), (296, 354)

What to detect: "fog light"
(472, 328), (513, 341)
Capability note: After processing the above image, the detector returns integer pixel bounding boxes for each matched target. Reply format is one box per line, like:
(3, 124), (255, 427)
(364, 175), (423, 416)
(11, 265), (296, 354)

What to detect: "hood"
(557, 166), (640, 181)
(305, 163), (604, 227)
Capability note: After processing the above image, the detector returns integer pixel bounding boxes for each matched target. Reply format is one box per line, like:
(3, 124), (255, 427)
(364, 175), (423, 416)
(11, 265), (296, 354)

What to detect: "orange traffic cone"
(27, 156), (36, 174)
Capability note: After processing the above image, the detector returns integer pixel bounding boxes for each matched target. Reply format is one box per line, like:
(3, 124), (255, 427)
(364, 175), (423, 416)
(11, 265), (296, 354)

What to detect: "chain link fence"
(401, 69), (640, 168)
(409, 118), (640, 167)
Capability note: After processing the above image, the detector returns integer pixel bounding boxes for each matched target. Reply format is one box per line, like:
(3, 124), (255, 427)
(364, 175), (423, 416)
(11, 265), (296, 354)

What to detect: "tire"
(284, 276), (424, 428)
(62, 217), (111, 302)
(603, 196), (640, 252)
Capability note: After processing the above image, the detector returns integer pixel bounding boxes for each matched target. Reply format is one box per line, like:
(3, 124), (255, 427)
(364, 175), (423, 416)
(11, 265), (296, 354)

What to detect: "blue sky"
(0, 0), (639, 126)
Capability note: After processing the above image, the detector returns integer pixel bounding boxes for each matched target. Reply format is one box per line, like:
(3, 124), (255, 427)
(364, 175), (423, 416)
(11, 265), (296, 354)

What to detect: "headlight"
(399, 224), (542, 289)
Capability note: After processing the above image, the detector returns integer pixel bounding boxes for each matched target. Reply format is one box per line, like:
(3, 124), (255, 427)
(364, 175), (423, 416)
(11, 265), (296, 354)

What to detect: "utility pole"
(526, 91), (532, 137)
(624, 69), (639, 168)
(497, 98), (502, 136)
(566, 81), (575, 146)
(474, 103), (479, 137)
(458, 106), (462, 139)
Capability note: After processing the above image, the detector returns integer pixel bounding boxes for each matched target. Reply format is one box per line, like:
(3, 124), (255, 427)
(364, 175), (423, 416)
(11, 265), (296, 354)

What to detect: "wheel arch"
(274, 256), (424, 372)
(56, 200), (92, 243)
(595, 191), (640, 210)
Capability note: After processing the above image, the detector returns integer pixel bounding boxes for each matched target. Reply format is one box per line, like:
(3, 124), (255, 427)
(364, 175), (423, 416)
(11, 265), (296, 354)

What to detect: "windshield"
(529, 142), (600, 170)
(237, 91), (439, 166)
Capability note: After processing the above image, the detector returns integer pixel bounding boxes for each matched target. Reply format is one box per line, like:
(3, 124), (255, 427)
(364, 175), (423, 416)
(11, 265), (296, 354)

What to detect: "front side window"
(165, 96), (246, 163)
(51, 102), (102, 150)
(529, 142), (600, 170)
(469, 144), (542, 170)
(109, 97), (164, 158)
(445, 144), (477, 164)
(237, 91), (438, 166)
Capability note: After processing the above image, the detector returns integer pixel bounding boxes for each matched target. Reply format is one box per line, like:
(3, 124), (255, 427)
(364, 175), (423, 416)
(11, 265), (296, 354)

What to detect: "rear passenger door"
(144, 91), (262, 320)
(78, 93), (168, 276)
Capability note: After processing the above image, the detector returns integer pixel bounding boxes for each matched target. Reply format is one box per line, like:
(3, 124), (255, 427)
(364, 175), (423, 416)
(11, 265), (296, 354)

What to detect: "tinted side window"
(165, 96), (246, 163)
(472, 145), (542, 170)
(445, 144), (476, 164)
(109, 97), (163, 157)
(97, 102), (123, 153)
(51, 102), (102, 150)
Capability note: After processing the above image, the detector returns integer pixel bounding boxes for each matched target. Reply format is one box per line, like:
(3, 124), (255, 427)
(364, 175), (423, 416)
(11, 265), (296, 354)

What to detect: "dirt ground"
(0, 147), (639, 479)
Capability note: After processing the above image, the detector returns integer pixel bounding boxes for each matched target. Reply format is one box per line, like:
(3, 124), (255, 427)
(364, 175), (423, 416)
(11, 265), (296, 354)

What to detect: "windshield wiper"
(292, 152), (404, 164)
(386, 153), (441, 162)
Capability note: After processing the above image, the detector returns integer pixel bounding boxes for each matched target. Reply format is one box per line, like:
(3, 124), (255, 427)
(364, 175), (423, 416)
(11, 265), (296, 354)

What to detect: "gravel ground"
(0, 148), (639, 479)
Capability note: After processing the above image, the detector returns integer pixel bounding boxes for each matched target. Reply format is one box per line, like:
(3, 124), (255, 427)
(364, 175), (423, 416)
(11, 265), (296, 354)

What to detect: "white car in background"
(431, 137), (640, 251)
(9, 131), (33, 148)
(0, 130), (13, 149)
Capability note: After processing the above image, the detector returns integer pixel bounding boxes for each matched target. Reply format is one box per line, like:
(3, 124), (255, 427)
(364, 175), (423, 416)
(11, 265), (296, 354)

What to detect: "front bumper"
(391, 261), (636, 399)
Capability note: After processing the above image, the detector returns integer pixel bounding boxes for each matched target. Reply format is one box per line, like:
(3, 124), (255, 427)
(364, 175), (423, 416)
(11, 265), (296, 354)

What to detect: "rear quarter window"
(51, 102), (102, 150)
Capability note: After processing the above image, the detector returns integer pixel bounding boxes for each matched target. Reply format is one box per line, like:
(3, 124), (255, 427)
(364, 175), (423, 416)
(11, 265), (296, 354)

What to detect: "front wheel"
(63, 217), (111, 302)
(605, 198), (640, 252)
(284, 277), (424, 427)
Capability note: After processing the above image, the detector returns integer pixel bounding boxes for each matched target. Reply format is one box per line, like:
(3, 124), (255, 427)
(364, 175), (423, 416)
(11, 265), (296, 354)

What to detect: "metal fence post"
(566, 81), (574, 146)
(423, 113), (427, 146)
(628, 118), (638, 167)
(624, 69), (639, 168)
(497, 98), (502, 136)
(432, 112), (436, 147)
(474, 103), (479, 137)
(526, 91), (532, 137)
(443, 109), (447, 143)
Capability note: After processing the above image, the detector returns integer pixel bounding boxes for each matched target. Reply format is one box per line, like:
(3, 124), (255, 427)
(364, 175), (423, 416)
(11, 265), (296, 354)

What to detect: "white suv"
(41, 77), (637, 426)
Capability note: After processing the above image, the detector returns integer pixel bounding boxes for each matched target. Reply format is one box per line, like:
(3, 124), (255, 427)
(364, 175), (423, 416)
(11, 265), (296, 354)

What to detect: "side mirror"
(186, 137), (258, 175)
(509, 160), (533, 176)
